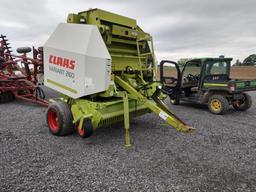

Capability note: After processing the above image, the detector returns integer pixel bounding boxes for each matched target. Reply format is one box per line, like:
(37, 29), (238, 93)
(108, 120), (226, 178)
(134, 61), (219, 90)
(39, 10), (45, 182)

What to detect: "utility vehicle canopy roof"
(187, 57), (233, 64)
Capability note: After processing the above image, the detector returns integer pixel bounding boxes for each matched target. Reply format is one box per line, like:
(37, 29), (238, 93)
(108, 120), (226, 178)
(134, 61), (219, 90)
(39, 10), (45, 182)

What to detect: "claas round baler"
(44, 9), (195, 146)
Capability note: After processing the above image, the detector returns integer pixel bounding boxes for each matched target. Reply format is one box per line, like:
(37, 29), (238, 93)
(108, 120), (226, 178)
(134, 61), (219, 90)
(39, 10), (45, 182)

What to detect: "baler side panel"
(44, 23), (111, 99)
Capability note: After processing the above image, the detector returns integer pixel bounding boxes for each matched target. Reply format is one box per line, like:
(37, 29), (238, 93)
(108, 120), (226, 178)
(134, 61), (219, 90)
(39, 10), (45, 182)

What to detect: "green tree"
(233, 59), (242, 66)
(243, 54), (256, 66)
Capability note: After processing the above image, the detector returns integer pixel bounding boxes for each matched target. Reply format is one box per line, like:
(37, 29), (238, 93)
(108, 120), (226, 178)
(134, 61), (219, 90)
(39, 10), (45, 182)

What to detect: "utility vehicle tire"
(233, 93), (252, 111)
(46, 101), (74, 136)
(170, 96), (180, 105)
(208, 95), (229, 115)
(77, 119), (93, 138)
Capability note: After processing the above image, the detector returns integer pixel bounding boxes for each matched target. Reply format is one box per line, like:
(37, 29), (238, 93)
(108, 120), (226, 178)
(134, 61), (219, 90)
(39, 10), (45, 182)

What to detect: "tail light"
(228, 81), (236, 91)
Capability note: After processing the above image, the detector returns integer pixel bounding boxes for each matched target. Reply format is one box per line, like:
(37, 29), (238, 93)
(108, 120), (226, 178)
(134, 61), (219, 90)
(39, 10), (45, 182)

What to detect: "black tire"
(208, 95), (229, 115)
(16, 47), (32, 54)
(0, 92), (7, 103)
(233, 93), (252, 111)
(6, 91), (15, 102)
(170, 96), (180, 105)
(0, 92), (12, 103)
(77, 119), (94, 138)
(0, 93), (3, 103)
(46, 101), (74, 136)
(2, 92), (9, 103)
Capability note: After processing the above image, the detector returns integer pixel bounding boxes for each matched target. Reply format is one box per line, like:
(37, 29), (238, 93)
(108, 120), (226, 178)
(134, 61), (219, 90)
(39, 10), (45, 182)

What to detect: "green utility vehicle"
(160, 57), (256, 114)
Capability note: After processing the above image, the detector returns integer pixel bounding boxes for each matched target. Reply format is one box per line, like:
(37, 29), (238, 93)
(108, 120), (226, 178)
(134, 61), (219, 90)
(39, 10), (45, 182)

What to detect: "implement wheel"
(208, 95), (229, 115)
(0, 92), (6, 103)
(0, 93), (3, 103)
(233, 93), (252, 111)
(16, 47), (32, 54)
(77, 119), (93, 138)
(0, 92), (15, 103)
(6, 92), (15, 101)
(46, 101), (74, 136)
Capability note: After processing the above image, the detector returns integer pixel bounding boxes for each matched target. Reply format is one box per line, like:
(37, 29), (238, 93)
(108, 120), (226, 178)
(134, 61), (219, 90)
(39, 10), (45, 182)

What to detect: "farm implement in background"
(0, 35), (48, 107)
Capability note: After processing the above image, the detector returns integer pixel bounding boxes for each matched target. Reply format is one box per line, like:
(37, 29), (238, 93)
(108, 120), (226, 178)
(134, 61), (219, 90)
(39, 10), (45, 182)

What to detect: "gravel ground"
(0, 88), (256, 192)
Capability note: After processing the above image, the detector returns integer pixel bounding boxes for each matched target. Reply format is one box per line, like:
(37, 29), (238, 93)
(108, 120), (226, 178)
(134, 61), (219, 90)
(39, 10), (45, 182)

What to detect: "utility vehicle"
(160, 57), (256, 114)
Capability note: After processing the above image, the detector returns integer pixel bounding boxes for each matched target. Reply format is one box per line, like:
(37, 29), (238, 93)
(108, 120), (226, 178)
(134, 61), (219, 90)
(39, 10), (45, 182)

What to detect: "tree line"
(234, 54), (256, 66)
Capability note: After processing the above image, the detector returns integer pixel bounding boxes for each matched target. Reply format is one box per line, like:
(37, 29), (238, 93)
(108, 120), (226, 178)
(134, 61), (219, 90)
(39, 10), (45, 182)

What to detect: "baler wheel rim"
(47, 109), (60, 133)
(78, 126), (85, 136)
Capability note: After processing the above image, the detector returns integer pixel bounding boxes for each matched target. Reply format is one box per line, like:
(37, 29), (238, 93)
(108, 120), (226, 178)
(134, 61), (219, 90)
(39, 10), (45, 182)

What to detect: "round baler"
(44, 9), (195, 146)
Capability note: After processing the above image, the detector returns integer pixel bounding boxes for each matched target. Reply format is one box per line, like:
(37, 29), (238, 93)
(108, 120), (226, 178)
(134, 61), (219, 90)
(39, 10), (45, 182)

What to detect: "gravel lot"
(0, 88), (256, 192)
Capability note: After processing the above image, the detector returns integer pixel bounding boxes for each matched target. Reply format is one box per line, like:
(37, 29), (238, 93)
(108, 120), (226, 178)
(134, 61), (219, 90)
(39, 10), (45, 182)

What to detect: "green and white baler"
(44, 9), (195, 146)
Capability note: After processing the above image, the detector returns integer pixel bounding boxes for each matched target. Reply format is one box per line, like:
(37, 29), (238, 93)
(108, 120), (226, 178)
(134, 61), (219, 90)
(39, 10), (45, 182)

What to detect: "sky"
(1, 0), (256, 63)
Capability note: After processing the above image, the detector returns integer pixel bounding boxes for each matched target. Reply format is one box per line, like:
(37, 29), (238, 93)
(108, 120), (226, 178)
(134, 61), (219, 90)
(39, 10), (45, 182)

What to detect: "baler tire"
(77, 119), (93, 138)
(208, 95), (229, 115)
(233, 93), (252, 111)
(46, 101), (74, 136)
